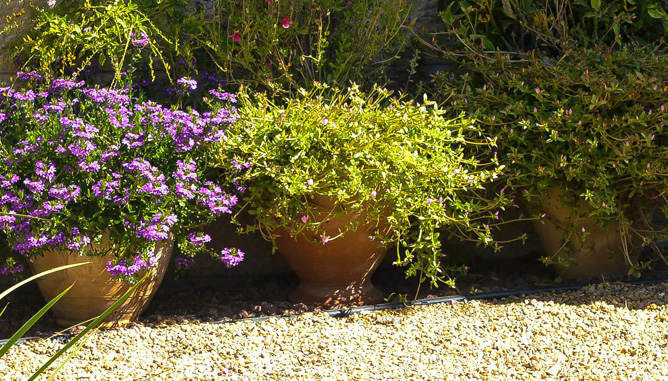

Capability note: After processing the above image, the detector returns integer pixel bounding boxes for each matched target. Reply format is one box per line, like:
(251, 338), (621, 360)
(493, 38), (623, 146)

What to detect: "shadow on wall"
(195, 213), (292, 278)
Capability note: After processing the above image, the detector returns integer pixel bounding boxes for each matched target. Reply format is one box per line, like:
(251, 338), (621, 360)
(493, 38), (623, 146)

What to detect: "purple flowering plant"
(213, 84), (515, 287)
(0, 72), (244, 281)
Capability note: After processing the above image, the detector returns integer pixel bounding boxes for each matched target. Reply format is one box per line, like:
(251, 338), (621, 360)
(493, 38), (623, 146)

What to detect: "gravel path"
(3, 281), (668, 380)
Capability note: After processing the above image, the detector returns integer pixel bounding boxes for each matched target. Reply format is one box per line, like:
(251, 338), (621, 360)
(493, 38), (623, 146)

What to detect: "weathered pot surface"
(28, 234), (173, 328)
(272, 194), (391, 305)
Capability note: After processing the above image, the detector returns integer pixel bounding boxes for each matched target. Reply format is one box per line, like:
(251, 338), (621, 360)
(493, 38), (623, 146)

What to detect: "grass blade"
(28, 272), (151, 381)
(44, 327), (98, 381)
(0, 285), (73, 359)
(0, 262), (90, 301)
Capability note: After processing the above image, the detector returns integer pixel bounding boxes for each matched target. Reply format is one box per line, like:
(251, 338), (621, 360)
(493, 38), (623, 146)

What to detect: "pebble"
(2, 281), (668, 380)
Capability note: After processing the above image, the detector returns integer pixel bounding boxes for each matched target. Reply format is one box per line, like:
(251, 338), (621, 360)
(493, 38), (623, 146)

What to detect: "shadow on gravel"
(3, 255), (668, 340)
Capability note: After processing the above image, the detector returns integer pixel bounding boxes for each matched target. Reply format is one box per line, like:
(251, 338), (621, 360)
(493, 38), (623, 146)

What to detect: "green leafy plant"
(9, 0), (174, 86)
(432, 0), (667, 53)
(433, 44), (668, 272)
(212, 84), (514, 287)
(181, 0), (409, 95)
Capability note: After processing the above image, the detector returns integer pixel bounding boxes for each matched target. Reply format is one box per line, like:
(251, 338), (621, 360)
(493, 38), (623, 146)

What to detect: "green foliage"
(438, 0), (667, 53)
(12, 0), (174, 86)
(213, 84), (513, 286)
(180, 0), (410, 95)
(434, 45), (668, 267)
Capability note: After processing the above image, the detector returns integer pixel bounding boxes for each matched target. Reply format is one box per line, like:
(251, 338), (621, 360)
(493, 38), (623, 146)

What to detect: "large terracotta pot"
(28, 234), (173, 328)
(529, 188), (632, 279)
(273, 195), (391, 305)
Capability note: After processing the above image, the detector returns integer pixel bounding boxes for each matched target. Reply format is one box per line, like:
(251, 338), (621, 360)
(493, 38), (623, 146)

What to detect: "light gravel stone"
(2, 281), (668, 380)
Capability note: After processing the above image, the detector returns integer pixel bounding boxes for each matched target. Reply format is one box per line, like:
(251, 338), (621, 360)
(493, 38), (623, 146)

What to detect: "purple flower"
(0, 174), (19, 188)
(174, 256), (196, 270)
(51, 78), (84, 91)
(67, 234), (91, 251)
(122, 132), (145, 149)
(176, 77), (198, 92)
(24, 178), (45, 193)
(68, 140), (97, 157)
(209, 90), (237, 103)
(231, 159), (251, 171)
(106, 251), (157, 277)
(35, 161), (56, 182)
(188, 232), (211, 246)
(13, 90), (36, 102)
(17, 71), (44, 81)
(0, 264), (24, 275)
(132, 32), (149, 47)
(92, 180), (120, 199)
(221, 248), (244, 268)
(78, 159), (101, 172)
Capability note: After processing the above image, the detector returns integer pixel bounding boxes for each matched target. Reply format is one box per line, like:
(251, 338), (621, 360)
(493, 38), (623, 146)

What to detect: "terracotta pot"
(273, 195), (391, 305)
(529, 188), (632, 279)
(28, 234), (173, 328)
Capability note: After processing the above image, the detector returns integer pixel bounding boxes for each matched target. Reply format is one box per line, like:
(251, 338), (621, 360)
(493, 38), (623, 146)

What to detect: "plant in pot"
(435, 45), (668, 280)
(211, 84), (512, 305)
(0, 72), (244, 327)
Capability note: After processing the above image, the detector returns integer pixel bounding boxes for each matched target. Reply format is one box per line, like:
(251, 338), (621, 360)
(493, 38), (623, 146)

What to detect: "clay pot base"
(553, 249), (630, 280)
(289, 281), (384, 306)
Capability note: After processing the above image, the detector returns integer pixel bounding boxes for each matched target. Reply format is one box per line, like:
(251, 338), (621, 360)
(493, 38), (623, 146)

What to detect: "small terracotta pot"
(273, 195), (390, 305)
(529, 188), (633, 279)
(28, 235), (173, 328)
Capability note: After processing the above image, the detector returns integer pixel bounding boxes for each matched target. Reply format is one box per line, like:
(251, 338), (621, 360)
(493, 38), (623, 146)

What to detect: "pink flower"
(535, 87), (541, 94)
(301, 216), (307, 223)
(282, 16), (293, 28)
(321, 118), (328, 125)
(307, 179), (314, 186)
(322, 235), (329, 244)
(228, 32), (241, 42)
(370, 190), (377, 197)
(426, 198), (432, 204)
